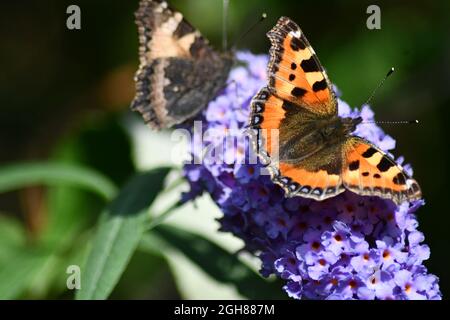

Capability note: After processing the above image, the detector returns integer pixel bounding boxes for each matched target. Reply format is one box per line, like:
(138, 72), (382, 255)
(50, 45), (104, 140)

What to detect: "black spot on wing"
(289, 74), (296, 81)
(362, 147), (377, 158)
(286, 21), (299, 32)
(291, 87), (307, 97)
(312, 79), (328, 92)
(300, 56), (321, 72)
(281, 101), (297, 112)
(393, 172), (406, 185)
(291, 63), (297, 70)
(377, 157), (394, 172)
(362, 172), (369, 177)
(290, 37), (306, 51)
(349, 160), (359, 171)
(174, 21), (195, 39)
(373, 173), (381, 179)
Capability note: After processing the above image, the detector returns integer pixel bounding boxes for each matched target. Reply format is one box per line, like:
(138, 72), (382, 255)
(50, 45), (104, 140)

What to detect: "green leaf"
(110, 250), (176, 299)
(38, 236), (91, 298)
(42, 115), (133, 251)
(0, 248), (52, 299)
(0, 215), (55, 299)
(76, 167), (171, 300)
(43, 186), (101, 247)
(149, 225), (286, 299)
(0, 162), (117, 200)
(0, 215), (26, 246)
(0, 215), (27, 265)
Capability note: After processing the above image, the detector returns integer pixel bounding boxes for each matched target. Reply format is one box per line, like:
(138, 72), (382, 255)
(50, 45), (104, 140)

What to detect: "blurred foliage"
(150, 225), (286, 299)
(0, 0), (449, 299)
(76, 168), (171, 300)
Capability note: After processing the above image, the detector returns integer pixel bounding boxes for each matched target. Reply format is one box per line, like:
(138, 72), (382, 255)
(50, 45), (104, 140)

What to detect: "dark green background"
(0, 0), (449, 298)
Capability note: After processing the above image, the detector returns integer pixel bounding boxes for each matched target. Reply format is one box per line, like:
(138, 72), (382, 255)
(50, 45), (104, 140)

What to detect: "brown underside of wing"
(132, 0), (232, 129)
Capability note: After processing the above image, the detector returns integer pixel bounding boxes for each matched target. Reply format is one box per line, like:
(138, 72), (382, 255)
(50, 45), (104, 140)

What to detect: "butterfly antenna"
(231, 12), (267, 51)
(361, 119), (419, 125)
(364, 67), (395, 107)
(360, 67), (420, 126)
(222, 0), (230, 50)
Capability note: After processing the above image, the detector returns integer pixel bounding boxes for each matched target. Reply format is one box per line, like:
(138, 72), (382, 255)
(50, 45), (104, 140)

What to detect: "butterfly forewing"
(266, 16), (336, 116)
(135, 0), (209, 61)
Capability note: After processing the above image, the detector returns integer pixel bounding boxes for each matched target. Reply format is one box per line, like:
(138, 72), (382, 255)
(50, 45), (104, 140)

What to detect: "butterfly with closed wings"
(131, 0), (233, 129)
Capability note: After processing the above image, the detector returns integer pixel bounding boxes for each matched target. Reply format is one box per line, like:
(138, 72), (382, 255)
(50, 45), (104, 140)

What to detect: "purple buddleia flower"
(181, 52), (441, 300)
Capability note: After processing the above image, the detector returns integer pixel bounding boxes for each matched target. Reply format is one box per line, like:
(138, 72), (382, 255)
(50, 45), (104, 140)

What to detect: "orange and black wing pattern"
(250, 87), (345, 201)
(250, 16), (421, 205)
(250, 17), (342, 200)
(342, 137), (421, 204)
(266, 16), (336, 116)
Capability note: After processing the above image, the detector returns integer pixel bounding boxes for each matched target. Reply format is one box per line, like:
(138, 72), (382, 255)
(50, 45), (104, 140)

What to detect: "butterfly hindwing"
(277, 160), (344, 201)
(266, 16), (336, 116)
(132, 0), (232, 129)
(342, 137), (421, 204)
(250, 87), (285, 158)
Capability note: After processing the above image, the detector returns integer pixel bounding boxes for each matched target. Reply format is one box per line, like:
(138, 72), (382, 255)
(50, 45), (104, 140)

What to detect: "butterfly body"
(278, 110), (362, 165)
(250, 17), (421, 204)
(132, 0), (232, 129)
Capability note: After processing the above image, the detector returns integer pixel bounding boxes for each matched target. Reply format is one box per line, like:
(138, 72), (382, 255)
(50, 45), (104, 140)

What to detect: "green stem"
(164, 175), (186, 194)
(146, 200), (184, 231)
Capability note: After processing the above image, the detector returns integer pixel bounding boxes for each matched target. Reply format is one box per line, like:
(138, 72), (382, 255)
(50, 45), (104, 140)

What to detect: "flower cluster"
(182, 52), (441, 299)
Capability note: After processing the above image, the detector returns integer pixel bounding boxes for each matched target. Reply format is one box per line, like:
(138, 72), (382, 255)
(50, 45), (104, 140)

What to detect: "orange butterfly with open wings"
(249, 17), (421, 205)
